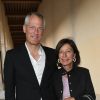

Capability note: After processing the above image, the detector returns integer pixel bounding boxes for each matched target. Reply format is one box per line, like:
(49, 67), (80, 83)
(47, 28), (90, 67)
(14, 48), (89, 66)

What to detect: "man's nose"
(34, 28), (39, 34)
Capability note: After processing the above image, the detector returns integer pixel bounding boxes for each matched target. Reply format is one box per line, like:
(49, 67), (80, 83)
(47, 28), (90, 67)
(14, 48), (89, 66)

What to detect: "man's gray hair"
(24, 12), (45, 28)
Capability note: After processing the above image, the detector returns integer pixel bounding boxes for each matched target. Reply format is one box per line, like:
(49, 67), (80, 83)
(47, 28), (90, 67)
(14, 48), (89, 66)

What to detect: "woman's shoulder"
(75, 66), (90, 74)
(77, 66), (89, 71)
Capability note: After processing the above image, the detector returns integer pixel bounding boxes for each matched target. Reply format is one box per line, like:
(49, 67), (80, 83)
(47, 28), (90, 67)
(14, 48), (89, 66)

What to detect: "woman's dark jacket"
(53, 65), (96, 100)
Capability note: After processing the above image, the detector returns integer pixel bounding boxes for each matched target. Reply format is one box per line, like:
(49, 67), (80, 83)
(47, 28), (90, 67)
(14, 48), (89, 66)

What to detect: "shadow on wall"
(42, 0), (87, 46)
(52, 0), (87, 35)
(96, 94), (100, 100)
(40, 0), (87, 44)
(39, 0), (89, 45)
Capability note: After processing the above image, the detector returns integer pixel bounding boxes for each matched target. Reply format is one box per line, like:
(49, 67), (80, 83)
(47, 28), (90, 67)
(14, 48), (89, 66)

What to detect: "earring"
(73, 57), (76, 62)
(57, 59), (60, 67)
(58, 59), (60, 63)
(57, 59), (61, 69)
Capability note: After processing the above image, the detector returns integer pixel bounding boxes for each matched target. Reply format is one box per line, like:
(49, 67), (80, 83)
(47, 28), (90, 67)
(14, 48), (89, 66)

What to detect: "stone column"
(0, 0), (13, 92)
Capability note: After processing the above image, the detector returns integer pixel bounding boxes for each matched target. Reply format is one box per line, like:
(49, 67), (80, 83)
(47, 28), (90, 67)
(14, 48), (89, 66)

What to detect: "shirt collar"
(25, 42), (44, 56)
(38, 46), (44, 56)
(59, 64), (77, 75)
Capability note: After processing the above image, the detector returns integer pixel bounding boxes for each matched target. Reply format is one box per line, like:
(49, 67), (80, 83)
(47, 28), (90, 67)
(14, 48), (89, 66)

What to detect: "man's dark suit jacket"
(53, 66), (96, 100)
(4, 44), (57, 100)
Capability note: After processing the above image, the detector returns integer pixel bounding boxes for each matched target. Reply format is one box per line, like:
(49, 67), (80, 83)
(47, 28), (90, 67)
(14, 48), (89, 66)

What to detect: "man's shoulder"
(6, 44), (25, 55)
(42, 46), (56, 58)
(42, 45), (55, 52)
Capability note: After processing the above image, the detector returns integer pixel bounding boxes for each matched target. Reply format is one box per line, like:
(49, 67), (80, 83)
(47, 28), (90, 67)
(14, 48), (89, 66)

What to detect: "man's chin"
(31, 41), (40, 45)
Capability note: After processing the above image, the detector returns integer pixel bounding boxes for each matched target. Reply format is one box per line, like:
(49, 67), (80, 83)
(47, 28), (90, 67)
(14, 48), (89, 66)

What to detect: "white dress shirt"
(25, 43), (46, 85)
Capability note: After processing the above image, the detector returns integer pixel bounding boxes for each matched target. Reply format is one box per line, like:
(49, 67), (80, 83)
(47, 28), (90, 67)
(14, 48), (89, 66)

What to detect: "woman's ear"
(74, 53), (76, 57)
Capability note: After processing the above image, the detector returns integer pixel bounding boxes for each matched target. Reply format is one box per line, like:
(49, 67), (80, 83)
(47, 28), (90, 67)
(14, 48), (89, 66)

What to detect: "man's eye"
(29, 26), (35, 29)
(39, 27), (44, 30)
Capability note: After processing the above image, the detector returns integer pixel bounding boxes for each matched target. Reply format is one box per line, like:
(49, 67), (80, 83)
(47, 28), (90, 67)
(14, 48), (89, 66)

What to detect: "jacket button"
(61, 90), (62, 93)
(69, 82), (71, 85)
(69, 75), (71, 77)
(70, 90), (72, 92)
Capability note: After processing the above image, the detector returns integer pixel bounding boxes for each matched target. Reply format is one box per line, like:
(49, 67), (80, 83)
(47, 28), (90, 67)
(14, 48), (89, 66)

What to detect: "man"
(4, 12), (57, 100)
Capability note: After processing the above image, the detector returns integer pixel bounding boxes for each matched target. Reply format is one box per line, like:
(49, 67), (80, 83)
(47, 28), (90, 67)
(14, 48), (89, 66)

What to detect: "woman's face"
(59, 43), (75, 68)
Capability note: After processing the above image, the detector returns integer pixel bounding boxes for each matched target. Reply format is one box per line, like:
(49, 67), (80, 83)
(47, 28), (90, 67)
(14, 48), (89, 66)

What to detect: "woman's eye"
(67, 50), (71, 52)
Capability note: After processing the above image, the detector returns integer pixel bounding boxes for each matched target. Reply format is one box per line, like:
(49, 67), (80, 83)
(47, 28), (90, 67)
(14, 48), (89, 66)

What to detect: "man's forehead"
(29, 15), (42, 21)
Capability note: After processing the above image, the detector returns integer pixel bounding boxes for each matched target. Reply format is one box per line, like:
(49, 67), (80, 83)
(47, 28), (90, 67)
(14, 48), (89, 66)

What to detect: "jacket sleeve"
(4, 51), (15, 100)
(75, 69), (96, 100)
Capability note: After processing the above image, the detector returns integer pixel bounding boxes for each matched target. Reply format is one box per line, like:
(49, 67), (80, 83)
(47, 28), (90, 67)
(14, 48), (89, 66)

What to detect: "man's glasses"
(26, 25), (44, 32)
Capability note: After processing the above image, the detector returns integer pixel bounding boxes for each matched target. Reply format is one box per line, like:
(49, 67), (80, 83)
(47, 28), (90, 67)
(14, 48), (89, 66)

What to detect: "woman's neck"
(63, 63), (73, 72)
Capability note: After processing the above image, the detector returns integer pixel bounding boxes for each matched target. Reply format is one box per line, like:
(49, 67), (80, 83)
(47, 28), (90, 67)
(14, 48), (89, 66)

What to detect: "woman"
(54, 38), (96, 100)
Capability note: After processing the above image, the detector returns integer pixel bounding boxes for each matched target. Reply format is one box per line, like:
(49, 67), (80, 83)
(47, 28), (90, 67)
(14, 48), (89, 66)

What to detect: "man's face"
(23, 15), (44, 45)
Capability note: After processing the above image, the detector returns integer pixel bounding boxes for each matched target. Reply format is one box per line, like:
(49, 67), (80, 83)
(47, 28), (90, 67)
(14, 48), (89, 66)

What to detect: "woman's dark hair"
(56, 38), (81, 66)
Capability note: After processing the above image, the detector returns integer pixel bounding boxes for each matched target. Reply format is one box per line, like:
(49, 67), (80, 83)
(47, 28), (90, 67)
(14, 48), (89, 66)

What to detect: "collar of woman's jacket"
(59, 64), (77, 76)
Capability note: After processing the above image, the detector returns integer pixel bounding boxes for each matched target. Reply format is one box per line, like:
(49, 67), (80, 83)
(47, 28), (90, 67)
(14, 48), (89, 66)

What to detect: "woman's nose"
(63, 52), (67, 57)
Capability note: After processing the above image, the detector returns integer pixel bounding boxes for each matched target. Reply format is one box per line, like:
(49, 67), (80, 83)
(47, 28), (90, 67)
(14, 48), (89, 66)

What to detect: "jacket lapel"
(40, 46), (54, 87)
(21, 44), (39, 87)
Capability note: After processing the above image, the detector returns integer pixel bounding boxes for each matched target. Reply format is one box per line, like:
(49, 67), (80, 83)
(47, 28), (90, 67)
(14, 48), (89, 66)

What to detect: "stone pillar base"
(0, 90), (5, 99)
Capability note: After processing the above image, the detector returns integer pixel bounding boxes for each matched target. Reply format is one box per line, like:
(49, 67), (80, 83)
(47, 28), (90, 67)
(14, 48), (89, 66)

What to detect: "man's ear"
(23, 25), (26, 33)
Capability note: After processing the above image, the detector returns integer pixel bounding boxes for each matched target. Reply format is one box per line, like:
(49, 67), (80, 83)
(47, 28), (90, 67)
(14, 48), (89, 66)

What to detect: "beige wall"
(74, 0), (100, 95)
(39, 0), (100, 96)
(38, 0), (73, 48)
